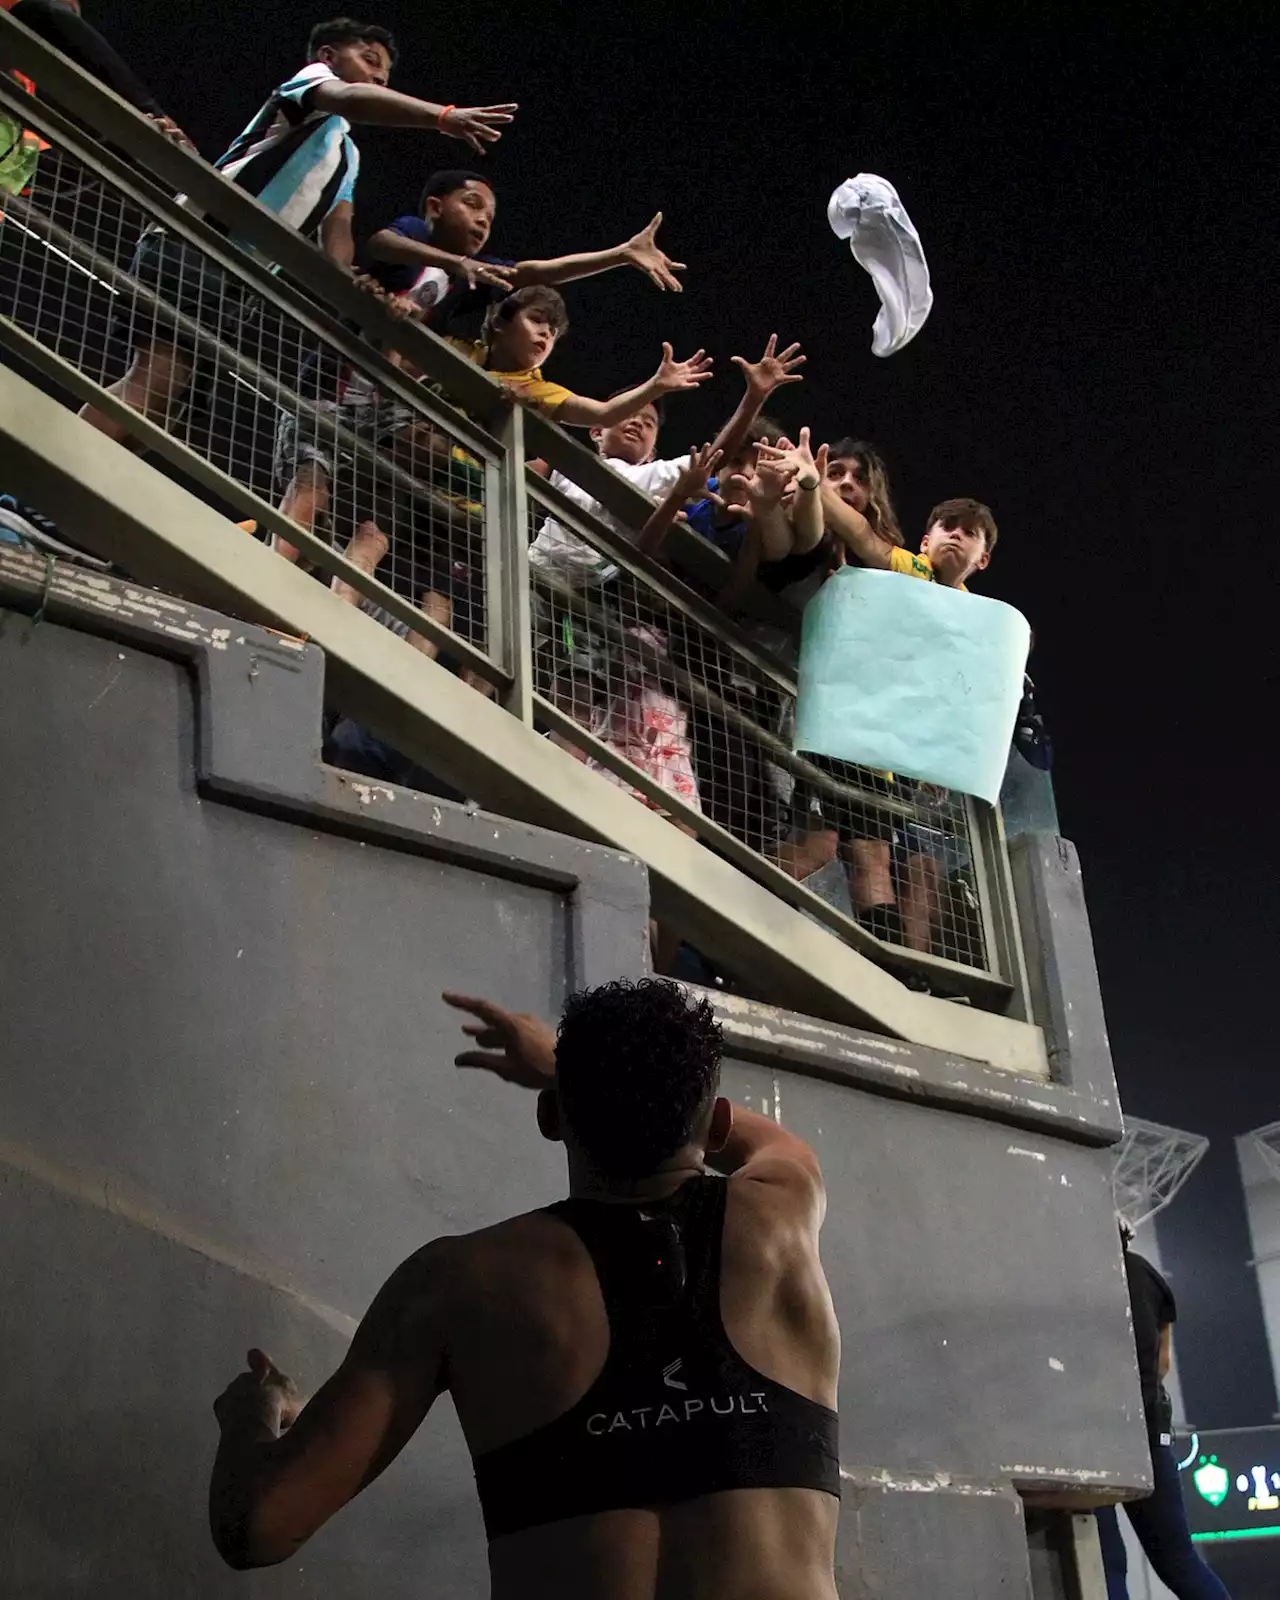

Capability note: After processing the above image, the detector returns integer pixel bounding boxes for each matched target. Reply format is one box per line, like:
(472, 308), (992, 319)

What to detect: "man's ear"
(537, 1088), (564, 1144)
(975, 549), (991, 572)
(424, 195), (443, 224)
(705, 1096), (733, 1155)
(589, 426), (605, 448)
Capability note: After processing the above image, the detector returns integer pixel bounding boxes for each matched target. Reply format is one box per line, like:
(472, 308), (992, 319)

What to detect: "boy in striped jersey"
(79, 16), (516, 449)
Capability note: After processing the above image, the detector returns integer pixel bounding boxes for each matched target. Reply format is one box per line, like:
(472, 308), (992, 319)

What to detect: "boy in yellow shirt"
(443, 283), (711, 427)
(811, 486), (998, 590)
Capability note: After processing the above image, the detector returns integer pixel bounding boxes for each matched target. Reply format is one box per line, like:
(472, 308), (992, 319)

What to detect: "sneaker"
(0, 496), (109, 568)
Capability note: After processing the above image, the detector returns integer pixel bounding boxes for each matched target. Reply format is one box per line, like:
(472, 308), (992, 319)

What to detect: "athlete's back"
(209, 984), (842, 1600)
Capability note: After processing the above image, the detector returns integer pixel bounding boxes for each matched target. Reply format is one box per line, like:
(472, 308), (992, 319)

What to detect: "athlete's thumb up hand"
(214, 1347), (304, 1434)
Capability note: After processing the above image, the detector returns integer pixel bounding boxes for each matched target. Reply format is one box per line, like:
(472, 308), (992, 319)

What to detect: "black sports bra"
(473, 1174), (840, 1540)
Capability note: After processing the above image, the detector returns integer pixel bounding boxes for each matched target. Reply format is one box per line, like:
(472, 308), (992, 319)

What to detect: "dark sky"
(95, 0), (1275, 1133)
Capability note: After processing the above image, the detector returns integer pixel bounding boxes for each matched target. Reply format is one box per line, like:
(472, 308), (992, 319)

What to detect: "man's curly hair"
(555, 979), (723, 1179)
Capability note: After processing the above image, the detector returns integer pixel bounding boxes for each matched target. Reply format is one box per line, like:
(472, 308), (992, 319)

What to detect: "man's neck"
(568, 1150), (706, 1204)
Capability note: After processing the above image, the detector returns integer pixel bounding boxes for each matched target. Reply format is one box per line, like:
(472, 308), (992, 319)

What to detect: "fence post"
(485, 403), (532, 725)
(967, 795), (1032, 1021)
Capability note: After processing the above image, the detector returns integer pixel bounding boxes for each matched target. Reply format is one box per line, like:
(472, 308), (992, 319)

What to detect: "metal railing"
(0, 18), (1028, 1011)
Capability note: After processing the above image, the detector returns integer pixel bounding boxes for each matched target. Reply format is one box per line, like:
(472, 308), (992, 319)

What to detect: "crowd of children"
(1, 9), (1041, 973)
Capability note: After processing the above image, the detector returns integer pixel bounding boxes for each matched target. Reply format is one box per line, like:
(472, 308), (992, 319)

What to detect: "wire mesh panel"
(0, 131), (494, 666)
(525, 480), (992, 977)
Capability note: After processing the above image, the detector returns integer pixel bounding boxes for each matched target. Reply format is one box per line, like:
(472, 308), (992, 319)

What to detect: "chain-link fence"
(525, 477), (991, 974)
(0, 103), (497, 671)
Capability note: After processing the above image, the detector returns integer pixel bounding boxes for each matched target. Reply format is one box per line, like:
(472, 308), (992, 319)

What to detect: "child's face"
(825, 453), (870, 514)
(492, 306), (559, 371)
(427, 180), (496, 256)
(321, 40), (392, 88)
(921, 516), (990, 585)
(594, 406), (661, 465)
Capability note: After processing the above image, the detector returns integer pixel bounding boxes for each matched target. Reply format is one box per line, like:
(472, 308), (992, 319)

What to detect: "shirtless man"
(208, 979), (842, 1598)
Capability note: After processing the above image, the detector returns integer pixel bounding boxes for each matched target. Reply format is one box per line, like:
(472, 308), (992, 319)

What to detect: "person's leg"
(900, 850), (943, 953)
(79, 339), (194, 445)
(330, 519), (388, 605)
(1125, 1444), (1232, 1600)
(841, 835), (897, 924)
(776, 825), (840, 881)
(404, 588), (451, 660)
(276, 461), (334, 566)
(1094, 1506), (1131, 1600)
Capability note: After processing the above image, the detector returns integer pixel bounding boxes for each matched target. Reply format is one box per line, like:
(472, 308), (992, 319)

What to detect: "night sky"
(90, 3), (1274, 1140)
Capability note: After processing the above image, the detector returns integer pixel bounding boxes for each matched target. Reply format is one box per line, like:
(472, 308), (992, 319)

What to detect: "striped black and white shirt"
(215, 62), (359, 239)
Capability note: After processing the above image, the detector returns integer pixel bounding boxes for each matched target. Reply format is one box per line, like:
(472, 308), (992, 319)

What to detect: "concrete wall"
(0, 559), (1151, 1597)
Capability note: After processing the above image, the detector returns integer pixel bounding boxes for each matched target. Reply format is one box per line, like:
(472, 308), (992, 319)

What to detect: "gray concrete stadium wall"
(0, 561), (1148, 1597)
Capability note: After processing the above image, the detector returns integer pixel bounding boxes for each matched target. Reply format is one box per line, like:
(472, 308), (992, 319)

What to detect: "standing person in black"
(1096, 1222), (1232, 1600)
(207, 979), (842, 1599)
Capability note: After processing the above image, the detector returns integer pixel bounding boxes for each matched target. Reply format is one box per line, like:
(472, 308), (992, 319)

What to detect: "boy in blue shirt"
(363, 169), (685, 337)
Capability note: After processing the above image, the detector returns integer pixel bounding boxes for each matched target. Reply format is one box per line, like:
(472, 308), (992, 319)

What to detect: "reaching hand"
(757, 428), (826, 489)
(731, 334), (805, 398)
(146, 113), (197, 154)
(452, 256), (516, 293)
(213, 1348), (304, 1436)
(444, 992), (557, 1090)
(622, 213), (687, 293)
(440, 103), (519, 155)
(652, 342), (713, 396)
(724, 458), (796, 519)
(674, 441), (724, 503)
(350, 274), (423, 324)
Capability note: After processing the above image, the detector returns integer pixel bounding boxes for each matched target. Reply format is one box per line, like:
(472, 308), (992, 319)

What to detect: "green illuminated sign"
(1192, 1455), (1230, 1508)
(1191, 1525), (1280, 1544)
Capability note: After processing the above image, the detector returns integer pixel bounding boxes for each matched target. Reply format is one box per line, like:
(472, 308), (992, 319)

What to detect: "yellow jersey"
(444, 337), (574, 418)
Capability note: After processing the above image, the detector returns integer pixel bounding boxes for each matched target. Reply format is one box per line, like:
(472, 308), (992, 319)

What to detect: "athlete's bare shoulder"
(425, 1205), (583, 1291)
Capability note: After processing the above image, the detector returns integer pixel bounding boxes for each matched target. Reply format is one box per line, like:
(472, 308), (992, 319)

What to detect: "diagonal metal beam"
(1111, 1116), (1210, 1227)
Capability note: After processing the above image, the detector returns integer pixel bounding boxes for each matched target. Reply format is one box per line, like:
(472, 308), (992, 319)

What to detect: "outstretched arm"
(707, 334), (806, 467)
(309, 81), (517, 154)
(760, 430), (827, 555)
(638, 442), (723, 560)
(715, 517), (765, 613)
(556, 342), (712, 429)
(366, 228), (517, 293)
(722, 458), (797, 565)
(444, 993), (824, 1219)
(509, 213), (685, 292)
(209, 1251), (449, 1569)
(816, 477), (893, 569)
